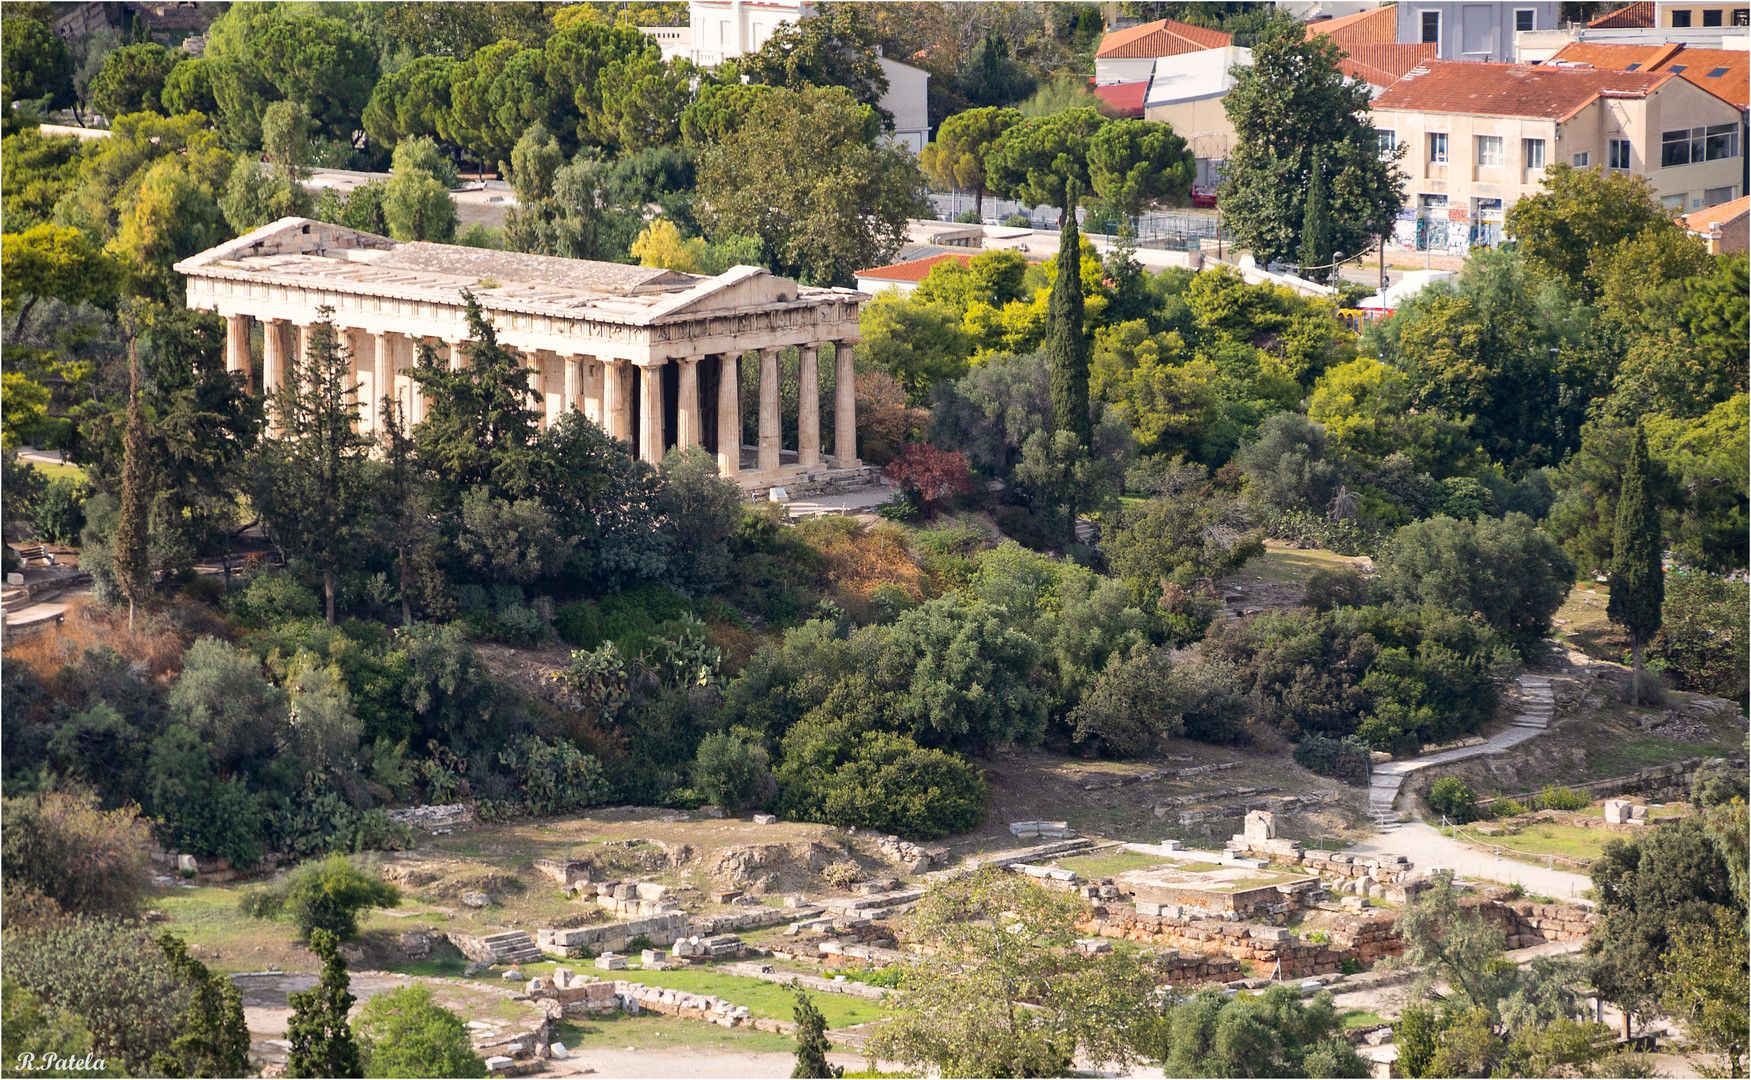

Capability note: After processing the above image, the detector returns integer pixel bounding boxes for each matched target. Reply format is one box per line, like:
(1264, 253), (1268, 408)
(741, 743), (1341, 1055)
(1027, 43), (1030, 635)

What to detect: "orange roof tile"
(1681, 194), (1751, 231)
(1090, 79), (1148, 118)
(1373, 60), (1675, 121)
(1307, 6), (1398, 46)
(1097, 18), (1232, 59)
(1546, 42), (1750, 109)
(1588, 2), (1655, 28)
(855, 252), (973, 283)
(1340, 42), (1438, 88)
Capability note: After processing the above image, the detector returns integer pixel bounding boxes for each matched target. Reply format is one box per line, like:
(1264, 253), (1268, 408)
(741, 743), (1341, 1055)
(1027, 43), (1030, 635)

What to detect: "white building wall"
(877, 57), (932, 153)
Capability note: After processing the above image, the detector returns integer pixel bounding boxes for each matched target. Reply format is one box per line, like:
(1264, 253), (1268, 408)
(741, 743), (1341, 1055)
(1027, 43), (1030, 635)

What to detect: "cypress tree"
(1607, 424), (1663, 704)
(1044, 186), (1092, 448)
(153, 934), (251, 1078)
(286, 929), (361, 1079)
(1299, 151), (1334, 282)
(113, 339), (151, 631)
(791, 988), (842, 1079)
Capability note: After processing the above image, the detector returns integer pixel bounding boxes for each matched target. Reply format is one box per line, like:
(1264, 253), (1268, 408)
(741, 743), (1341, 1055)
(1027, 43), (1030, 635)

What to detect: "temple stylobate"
(175, 218), (868, 487)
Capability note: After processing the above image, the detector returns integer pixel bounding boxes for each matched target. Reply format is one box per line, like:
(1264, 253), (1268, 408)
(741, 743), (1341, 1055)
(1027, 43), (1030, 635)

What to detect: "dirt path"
(1348, 822), (1593, 899)
(535, 1048), (870, 1078)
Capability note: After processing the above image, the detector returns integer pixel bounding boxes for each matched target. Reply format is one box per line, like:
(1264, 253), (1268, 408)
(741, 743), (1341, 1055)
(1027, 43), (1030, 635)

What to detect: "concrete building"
(1144, 47), (1252, 187)
(175, 218), (868, 489)
(1679, 192), (1751, 249)
(644, 0), (930, 152)
(1094, 18), (1232, 84)
(1396, 2), (1561, 62)
(1372, 60), (1743, 253)
(1658, 1), (1751, 28)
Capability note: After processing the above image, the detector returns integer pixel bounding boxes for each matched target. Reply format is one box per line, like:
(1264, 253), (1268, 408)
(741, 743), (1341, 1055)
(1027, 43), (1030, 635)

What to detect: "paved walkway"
(1349, 822), (1593, 899)
(1368, 675), (1555, 829)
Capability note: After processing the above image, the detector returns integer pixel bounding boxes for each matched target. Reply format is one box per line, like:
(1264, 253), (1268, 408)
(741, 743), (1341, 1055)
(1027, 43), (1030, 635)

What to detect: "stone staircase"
(479, 930), (544, 966)
(1510, 675), (1554, 729)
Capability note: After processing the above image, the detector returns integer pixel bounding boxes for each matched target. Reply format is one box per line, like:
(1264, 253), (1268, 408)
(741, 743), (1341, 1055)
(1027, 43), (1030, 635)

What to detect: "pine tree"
(286, 929), (361, 1079)
(791, 988), (842, 1079)
(1607, 424), (1664, 704)
(152, 934), (251, 1078)
(1299, 152), (1335, 283)
(255, 307), (372, 625)
(1044, 186), (1092, 449)
(375, 394), (429, 626)
(113, 338), (151, 631)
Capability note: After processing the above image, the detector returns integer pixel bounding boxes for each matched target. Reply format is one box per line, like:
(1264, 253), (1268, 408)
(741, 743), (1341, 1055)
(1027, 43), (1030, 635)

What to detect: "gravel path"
(1348, 822), (1593, 899)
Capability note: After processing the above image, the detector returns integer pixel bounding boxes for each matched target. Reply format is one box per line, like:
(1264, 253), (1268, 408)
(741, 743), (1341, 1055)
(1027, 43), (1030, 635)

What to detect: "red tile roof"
(1097, 18), (1232, 59)
(1546, 42), (1750, 109)
(1588, 1), (1655, 28)
(1306, 6), (1398, 46)
(1681, 194), (1751, 231)
(1090, 79), (1148, 118)
(1373, 60), (1675, 121)
(855, 252), (973, 283)
(1341, 43), (1438, 88)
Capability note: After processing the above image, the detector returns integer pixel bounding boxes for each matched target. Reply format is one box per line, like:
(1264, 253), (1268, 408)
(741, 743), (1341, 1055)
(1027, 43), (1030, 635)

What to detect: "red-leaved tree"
(883, 443), (971, 511)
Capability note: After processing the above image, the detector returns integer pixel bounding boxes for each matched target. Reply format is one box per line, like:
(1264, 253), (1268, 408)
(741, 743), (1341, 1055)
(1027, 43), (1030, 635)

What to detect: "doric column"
(717, 352), (740, 478)
(225, 314), (252, 390)
(757, 346), (781, 472)
(798, 344), (820, 468)
(262, 319), (287, 393)
(584, 358), (604, 425)
(564, 355), (582, 419)
(448, 339), (468, 371)
(636, 359), (666, 465)
(373, 331), (395, 434)
(525, 350), (545, 427)
(603, 359), (631, 444)
(676, 356), (702, 449)
(834, 340), (857, 466)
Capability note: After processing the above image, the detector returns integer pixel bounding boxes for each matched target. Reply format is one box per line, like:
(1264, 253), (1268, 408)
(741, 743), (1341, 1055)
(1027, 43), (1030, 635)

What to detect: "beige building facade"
(176, 218), (867, 488)
(1373, 61), (1742, 251)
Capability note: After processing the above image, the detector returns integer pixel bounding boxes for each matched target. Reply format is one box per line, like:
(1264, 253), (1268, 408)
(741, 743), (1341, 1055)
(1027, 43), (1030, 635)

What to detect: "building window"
(1705, 185), (1737, 205)
(1428, 132), (1449, 163)
(1671, 9), (1692, 25)
(1703, 8), (1724, 25)
(1515, 8), (1536, 31)
(1706, 122), (1741, 159)
(1421, 10), (1441, 43)
(1626, 62), (1643, 70)
(1523, 138), (1546, 169)
(1736, 9), (1750, 26)
(1377, 129), (1397, 154)
(1661, 193), (1686, 210)
(1573, 151), (1590, 167)
(1608, 139), (1632, 170)
(1476, 135), (1503, 166)
(1708, 67), (1731, 76)
(1667, 64), (1688, 73)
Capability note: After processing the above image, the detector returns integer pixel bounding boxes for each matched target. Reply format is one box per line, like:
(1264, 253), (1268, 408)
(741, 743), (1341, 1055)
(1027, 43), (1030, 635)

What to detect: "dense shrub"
(230, 571), (322, 627)
(355, 985), (485, 1079)
(32, 476), (92, 545)
(1291, 734), (1371, 787)
(1302, 566), (1369, 612)
(239, 854), (401, 941)
(1530, 785), (1590, 812)
(0, 792), (152, 920)
(1427, 776), (1478, 822)
(690, 732), (770, 810)
(554, 599), (602, 648)
(1649, 573), (1748, 701)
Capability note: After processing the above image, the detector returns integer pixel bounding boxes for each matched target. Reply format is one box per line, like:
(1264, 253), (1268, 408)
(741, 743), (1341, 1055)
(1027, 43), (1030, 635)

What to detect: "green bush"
(32, 476), (92, 545)
(777, 726), (987, 840)
(1427, 777), (1477, 822)
(554, 600), (602, 648)
(231, 571), (321, 627)
(954, 208), (983, 224)
(355, 984), (485, 1079)
(1489, 798), (1528, 819)
(238, 854), (400, 941)
(1001, 213), (1032, 228)
(690, 732), (769, 810)
(1530, 785), (1589, 812)
(1291, 734), (1371, 787)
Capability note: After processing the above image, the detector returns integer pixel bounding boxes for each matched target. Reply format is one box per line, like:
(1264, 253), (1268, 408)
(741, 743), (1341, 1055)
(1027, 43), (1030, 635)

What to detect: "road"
(1349, 822), (1593, 900)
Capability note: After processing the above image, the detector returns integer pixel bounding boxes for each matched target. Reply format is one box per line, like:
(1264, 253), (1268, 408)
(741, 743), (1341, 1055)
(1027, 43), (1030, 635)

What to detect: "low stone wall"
(1078, 907), (1404, 979)
(690, 904), (817, 936)
(1464, 758), (1718, 815)
(536, 912), (693, 955)
(1473, 895), (1598, 948)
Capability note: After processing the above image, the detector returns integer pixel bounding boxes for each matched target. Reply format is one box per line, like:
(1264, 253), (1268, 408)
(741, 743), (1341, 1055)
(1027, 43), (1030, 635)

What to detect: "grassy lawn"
(1223, 543), (1362, 588)
(1443, 822), (1614, 864)
(1057, 851), (1173, 878)
(1580, 735), (1739, 780)
(1338, 1010), (1385, 1030)
(621, 968), (889, 1029)
(551, 1013), (797, 1054)
(27, 460), (86, 484)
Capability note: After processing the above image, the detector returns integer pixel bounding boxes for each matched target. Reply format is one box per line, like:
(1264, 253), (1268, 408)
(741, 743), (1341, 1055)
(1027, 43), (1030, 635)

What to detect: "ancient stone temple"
(175, 218), (868, 490)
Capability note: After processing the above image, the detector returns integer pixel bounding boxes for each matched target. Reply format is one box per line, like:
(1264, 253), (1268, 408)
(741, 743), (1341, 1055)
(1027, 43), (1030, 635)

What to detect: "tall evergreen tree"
(791, 988), (843, 1079)
(285, 929), (361, 1079)
(113, 338), (151, 631)
(1044, 189), (1092, 449)
(152, 934), (250, 1079)
(1607, 424), (1664, 703)
(1299, 151), (1335, 282)
(254, 307), (372, 625)
(375, 395), (427, 626)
